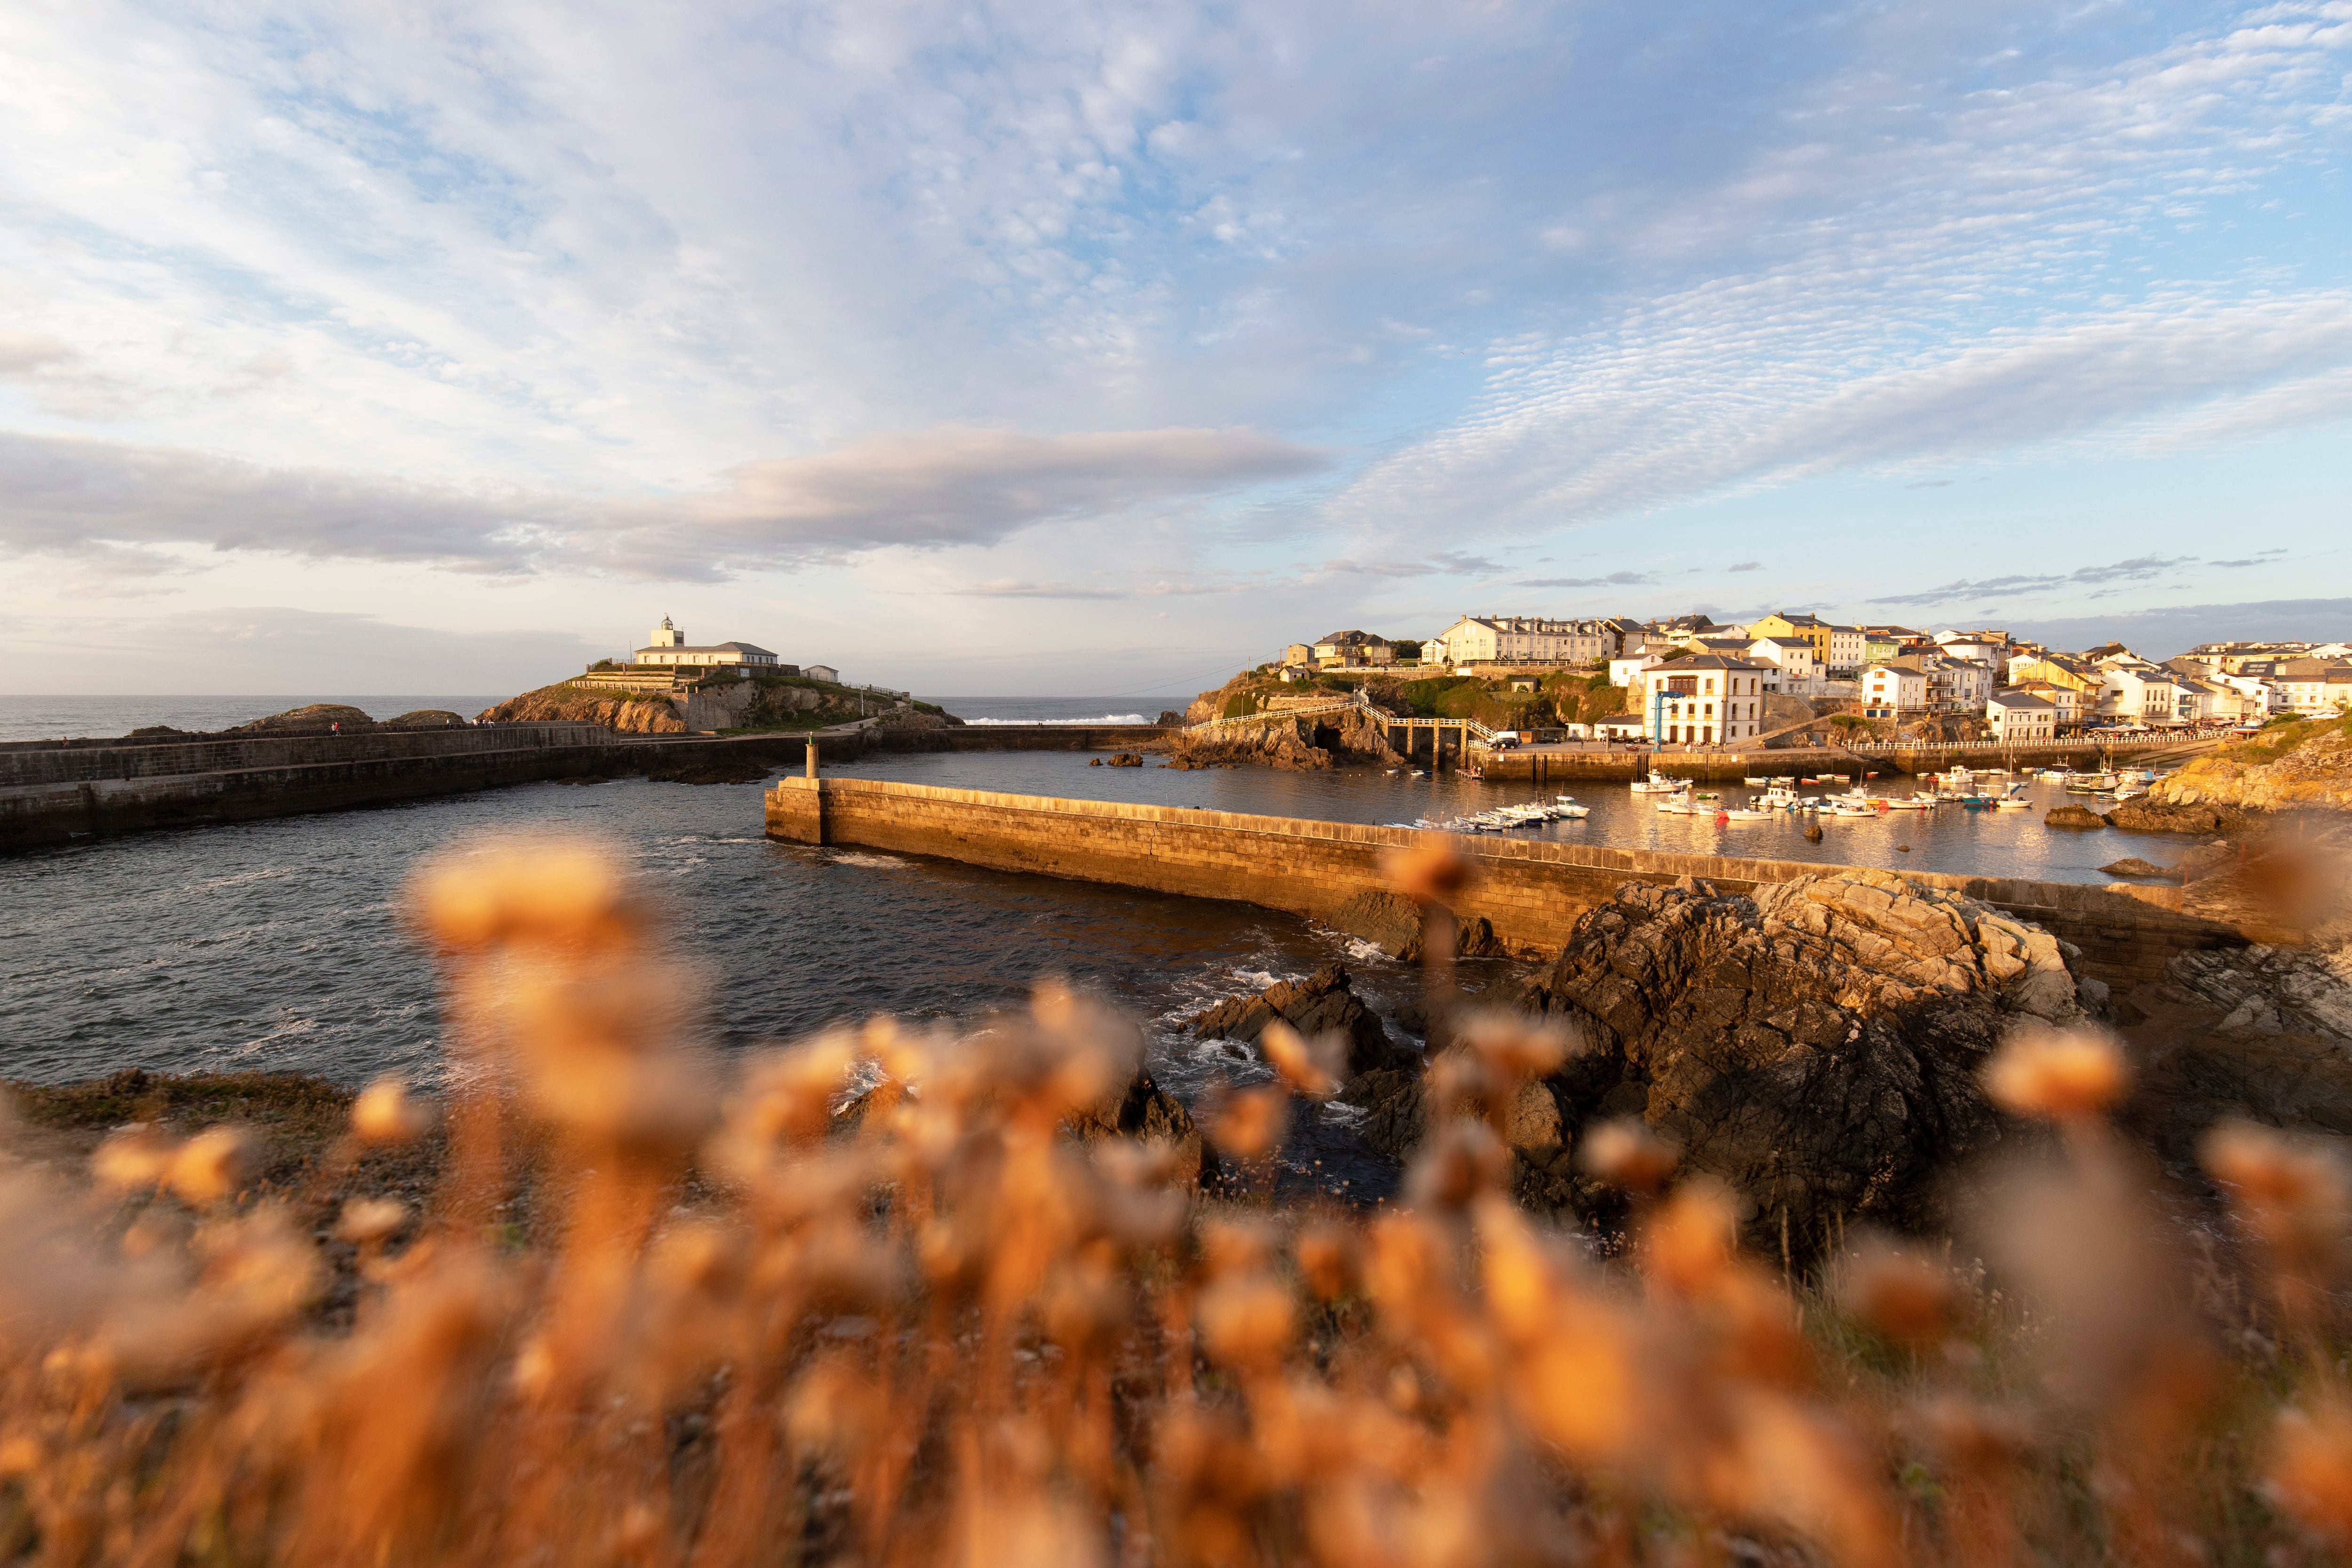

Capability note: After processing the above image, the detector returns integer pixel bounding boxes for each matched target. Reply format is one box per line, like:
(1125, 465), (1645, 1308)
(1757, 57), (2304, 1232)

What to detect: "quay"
(765, 774), (2251, 989)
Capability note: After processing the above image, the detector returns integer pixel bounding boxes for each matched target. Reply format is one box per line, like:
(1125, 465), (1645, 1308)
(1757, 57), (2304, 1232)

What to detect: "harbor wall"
(764, 777), (2246, 988)
(1466, 738), (2180, 784)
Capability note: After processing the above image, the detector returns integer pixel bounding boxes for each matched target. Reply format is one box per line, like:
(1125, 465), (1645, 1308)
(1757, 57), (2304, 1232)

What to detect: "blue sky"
(0, 0), (2347, 695)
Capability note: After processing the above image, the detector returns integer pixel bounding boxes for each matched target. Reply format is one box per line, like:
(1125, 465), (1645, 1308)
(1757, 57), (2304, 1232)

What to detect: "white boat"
(1630, 770), (1683, 793)
(1743, 776), (1771, 786)
(1552, 795), (1590, 818)
(1756, 784), (1811, 812)
(1720, 806), (1770, 821)
(1882, 794), (1936, 810)
(1656, 792), (1707, 815)
(1992, 795), (2033, 808)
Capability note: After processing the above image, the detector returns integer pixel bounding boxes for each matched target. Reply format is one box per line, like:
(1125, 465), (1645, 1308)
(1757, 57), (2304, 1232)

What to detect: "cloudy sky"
(2, 0), (2348, 696)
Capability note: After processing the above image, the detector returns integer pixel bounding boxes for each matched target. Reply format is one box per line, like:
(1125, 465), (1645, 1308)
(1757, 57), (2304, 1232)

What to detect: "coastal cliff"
(2137, 716), (2352, 815)
(478, 674), (966, 736)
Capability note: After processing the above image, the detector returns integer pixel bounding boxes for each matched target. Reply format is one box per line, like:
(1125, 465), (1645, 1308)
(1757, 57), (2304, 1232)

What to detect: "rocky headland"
(2105, 717), (2352, 833)
(478, 673), (964, 738)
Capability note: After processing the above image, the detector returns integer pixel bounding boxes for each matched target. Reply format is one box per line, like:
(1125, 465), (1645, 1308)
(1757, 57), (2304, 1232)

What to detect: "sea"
(0, 694), (2177, 1200)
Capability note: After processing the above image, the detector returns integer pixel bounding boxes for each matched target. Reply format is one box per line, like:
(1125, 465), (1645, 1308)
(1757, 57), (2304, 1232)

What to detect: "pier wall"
(766, 776), (2247, 988)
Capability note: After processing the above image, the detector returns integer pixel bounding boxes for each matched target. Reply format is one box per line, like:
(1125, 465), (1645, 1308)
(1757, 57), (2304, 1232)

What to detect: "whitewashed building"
(1643, 655), (1770, 745)
(1861, 658), (1928, 714)
(1986, 690), (2055, 742)
(1433, 615), (1615, 666)
(632, 617), (781, 672)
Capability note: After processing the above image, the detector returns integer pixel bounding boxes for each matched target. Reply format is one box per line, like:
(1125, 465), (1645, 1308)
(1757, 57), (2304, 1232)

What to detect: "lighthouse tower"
(649, 615), (683, 649)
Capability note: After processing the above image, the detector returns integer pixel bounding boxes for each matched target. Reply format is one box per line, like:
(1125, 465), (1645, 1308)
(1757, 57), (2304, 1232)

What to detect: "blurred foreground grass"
(2, 836), (2349, 1568)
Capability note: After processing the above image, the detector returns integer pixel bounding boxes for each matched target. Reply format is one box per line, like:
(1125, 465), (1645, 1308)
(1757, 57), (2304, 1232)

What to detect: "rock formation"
(230, 703), (378, 735)
(1186, 964), (1416, 1081)
(1328, 890), (1509, 961)
(2136, 720), (2352, 818)
(1163, 705), (1408, 771)
(1406, 871), (2091, 1255)
(2099, 857), (2174, 879)
(480, 683), (689, 734)
(2044, 804), (2106, 830)
(1067, 1071), (1219, 1188)
(384, 709), (467, 730)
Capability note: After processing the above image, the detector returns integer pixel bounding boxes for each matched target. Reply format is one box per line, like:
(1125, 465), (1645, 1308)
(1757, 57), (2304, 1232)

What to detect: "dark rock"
(2099, 856), (2175, 879)
(2044, 805), (2107, 830)
(1156, 711), (1185, 727)
(1509, 870), (2086, 1257)
(1186, 963), (1411, 1078)
(1106, 752), (1143, 767)
(1803, 823), (1824, 843)
(1089, 757), (1104, 766)
(2106, 797), (2241, 835)
(1328, 891), (1505, 961)
(1067, 1071), (1219, 1187)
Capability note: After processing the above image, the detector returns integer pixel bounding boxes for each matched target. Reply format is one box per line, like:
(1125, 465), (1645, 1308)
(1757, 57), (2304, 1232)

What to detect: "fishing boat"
(1743, 776), (1771, 786)
(1552, 796), (1590, 819)
(1630, 770), (1683, 793)
(1755, 784), (1807, 811)
(1719, 806), (1771, 822)
(1881, 794), (1936, 810)
(2065, 772), (2118, 794)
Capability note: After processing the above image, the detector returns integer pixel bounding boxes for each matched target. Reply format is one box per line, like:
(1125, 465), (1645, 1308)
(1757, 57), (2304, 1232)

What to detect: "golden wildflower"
(1295, 1220), (1359, 1301)
(1639, 1180), (1738, 1298)
(1381, 837), (1470, 904)
(90, 1124), (177, 1192)
(411, 836), (642, 953)
(1455, 1011), (1575, 1083)
(351, 1076), (433, 1146)
(1201, 1081), (1291, 1162)
(336, 1197), (409, 1247)
(1402, 1117), (1507, 1211)
(1260, 1020), (1343, 1098)
(1839, 1240), (1959, 1349)
(2201, 1118), (2350, 1295)
(167, 1126), (257, 1206)
(1981, 1026), (2128, 1122)
(1576, 1116), (1679, 1193)
(1197, 1272), (1295, 1372)
(2269, 1401), (2352, 1543)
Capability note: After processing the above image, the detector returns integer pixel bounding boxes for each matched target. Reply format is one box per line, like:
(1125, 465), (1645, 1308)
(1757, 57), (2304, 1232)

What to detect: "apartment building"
(1644, 656), (1770, 745)
(1986, 690), (2056, 742)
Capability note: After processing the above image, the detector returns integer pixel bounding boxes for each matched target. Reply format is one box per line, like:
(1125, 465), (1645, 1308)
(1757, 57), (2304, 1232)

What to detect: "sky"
(1, 0), (2348, 697)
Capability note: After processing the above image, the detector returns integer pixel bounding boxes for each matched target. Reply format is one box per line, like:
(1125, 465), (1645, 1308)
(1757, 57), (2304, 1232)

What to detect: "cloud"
(2002, 599), (2352, 662)
(1518, 571), (1656, 588)
(1316, 551), (1501, 579)
(0, 426), (1327, 581)
(1728, 561), (1763, 573)
(1867, 554), (2194, 608)
(945, 580), (1135, 600)
(0, 606), (605, 696)
(675, 427), (1329, 561)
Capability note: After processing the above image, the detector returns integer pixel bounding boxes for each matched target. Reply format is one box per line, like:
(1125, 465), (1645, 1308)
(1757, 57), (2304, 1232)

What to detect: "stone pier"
(766, 776), (2250, 988)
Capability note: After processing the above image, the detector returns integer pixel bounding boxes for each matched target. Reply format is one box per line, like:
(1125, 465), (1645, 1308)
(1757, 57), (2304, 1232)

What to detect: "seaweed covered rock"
(1505, 870), (2090, 1253)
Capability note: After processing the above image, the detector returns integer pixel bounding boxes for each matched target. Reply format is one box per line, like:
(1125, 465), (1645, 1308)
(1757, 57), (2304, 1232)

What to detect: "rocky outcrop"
(2100, 857), (2175, 879)
(1164, 705), (1408, 772)
(2105, 797), (2241, 835)
(1067, 1071), (1218, 1187)
(1329, 890), (1508, 961)
(383, 709), (467, 730)
(230, 703), (378, 735)
(1490, 871), (2091, 1254)
(2139, 722), (2352, 817)
(1185, 964), (1415, 1080)
(2045, 805), (2106, 830)
(479, 683), (689, 734)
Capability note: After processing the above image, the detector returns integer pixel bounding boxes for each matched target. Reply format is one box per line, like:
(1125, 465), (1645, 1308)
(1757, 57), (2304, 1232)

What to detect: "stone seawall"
(766, 776), (2249, 987)
(864, 724), (1172, 753)
(1468, 739), (2175, 784)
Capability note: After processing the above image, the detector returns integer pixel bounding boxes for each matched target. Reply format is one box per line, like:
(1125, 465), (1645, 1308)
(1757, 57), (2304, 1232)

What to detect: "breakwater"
(0, 721), (1179, 852)
(1467, 736), (2192, 784)
(766, 775), (2250, 987)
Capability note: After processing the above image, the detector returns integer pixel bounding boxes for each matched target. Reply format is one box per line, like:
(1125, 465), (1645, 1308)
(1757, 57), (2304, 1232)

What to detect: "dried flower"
(1201, 1082), (1291, 1162)
(1577, 1117), (1680, 1193)
(91, 1124), (177, 1191)
(1840, 1241), (1959, 1349)
(2270, 1401), (2352, 1543)
(167, 1127), (258, 1206)
(1381, 838), (1470, 904)
(337, 1197), (410, 1247)
(1981, 1027), (2127, 1122)
(1260, 1021), (1343, 1098)
(351, 1077), (433, 1147)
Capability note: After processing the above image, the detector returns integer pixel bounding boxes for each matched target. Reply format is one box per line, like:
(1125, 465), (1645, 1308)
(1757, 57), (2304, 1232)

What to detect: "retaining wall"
(766, 776), (2248, 987)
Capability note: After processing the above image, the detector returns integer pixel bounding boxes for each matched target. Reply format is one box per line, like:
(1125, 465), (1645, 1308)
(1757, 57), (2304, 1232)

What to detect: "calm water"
(824, 749), (2168, 887)
(0, 698), (2188, 1199)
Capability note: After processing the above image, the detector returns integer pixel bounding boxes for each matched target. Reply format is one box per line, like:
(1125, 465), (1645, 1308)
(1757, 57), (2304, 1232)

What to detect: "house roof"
(1752, 636), (1812, 649)
(1660, 654), (1768, 671)
(1867, 657), (1926, 675)
(1988, 691), (2054, 710)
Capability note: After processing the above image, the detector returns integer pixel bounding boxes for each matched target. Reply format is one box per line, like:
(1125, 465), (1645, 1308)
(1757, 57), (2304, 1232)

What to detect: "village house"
(632, 617), (782, 673)
(2006, 650), (2105, 698)
(2275, 657), (2352, 715)
(1607, 642), (1677, 692)
(2010, 680), (2081, 730)
(1860, 657), (1928, 716)
(1431, 615), (1615, 666)
(1746, 612), (1864, 676)
(1643, 655), (1769, 746)
(1985, 689), (2055, 742)
(1311, 630), (1395, 667)
(1931, 654), (1993, 711)
(1745, 635), (1815, 687)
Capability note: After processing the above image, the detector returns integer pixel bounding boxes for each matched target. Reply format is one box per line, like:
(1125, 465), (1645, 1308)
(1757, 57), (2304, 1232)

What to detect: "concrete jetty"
(765, 774), (2250, 988)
